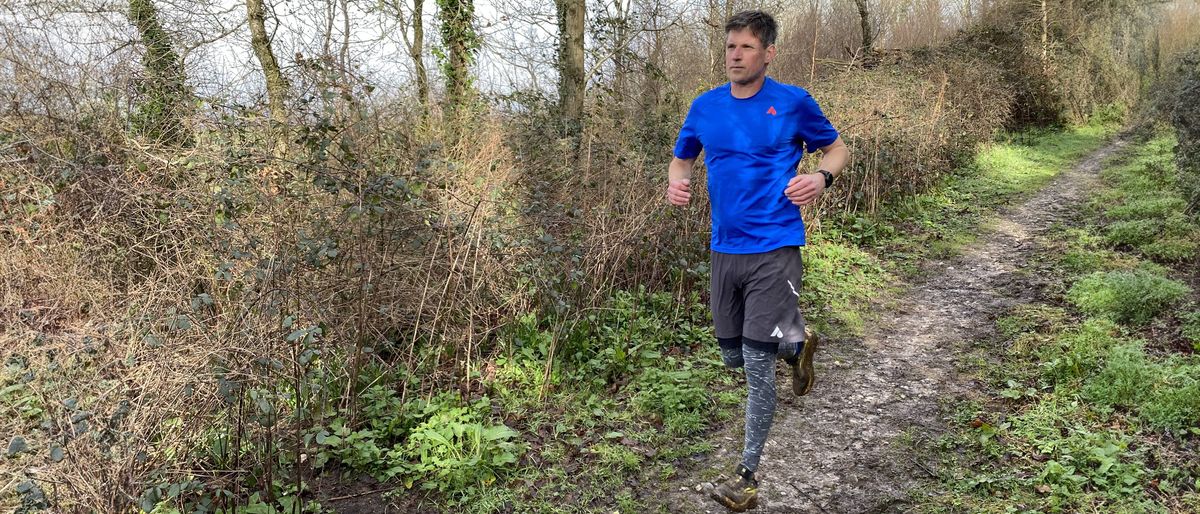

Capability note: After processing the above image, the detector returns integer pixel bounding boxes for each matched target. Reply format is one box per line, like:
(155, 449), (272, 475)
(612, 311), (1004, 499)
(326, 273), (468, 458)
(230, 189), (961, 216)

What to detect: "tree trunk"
(438, 0), (478, 110)
(128, 0), (189, 144)
(1040, 0), (1050, 75)
(612, 0), (629, 102)
(412, 0), (429, 111)
(643, 13), (664, 114)
(247, 0), (289, 157)
(855, 0), (873, 52)
(384, 0), (429, 112)
(247, 0), (289, 128)
(556, 0), (585, 132)
(706, 0), (722, 80)
(341, 0), (352, 82)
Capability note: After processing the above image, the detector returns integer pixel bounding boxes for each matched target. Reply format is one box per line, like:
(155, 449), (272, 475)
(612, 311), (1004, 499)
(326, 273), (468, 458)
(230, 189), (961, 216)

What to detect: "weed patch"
(1082, 342), (1158, 409)
(1181, 311), (1200, 350)
(1103, 218), (1160, 246)
(1037, 318), (1123, 388)
(1105, 196), (1188, 221)
(1067, 270), (1190, 325)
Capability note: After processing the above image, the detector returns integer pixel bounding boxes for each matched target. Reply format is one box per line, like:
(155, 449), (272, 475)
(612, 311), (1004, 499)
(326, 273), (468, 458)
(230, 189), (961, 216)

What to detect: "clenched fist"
(784, 173), (825, 206)
(667, 179), (692, 206)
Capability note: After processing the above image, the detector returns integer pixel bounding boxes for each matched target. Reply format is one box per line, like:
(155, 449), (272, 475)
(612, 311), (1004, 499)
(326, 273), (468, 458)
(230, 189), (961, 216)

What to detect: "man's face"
(725, 27), (775, 85)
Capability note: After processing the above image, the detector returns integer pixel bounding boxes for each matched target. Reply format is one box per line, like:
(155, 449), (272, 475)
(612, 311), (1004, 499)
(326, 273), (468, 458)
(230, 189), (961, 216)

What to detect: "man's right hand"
(667, 179), (691, 206)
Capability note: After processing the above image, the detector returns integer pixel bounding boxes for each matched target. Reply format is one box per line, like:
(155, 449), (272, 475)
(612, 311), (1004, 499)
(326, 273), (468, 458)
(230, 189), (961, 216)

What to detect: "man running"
(666, 10), (850, 512)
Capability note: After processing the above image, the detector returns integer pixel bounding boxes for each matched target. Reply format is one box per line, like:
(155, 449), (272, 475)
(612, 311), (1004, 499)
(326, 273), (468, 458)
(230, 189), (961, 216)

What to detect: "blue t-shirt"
(674, 77), (839, 254)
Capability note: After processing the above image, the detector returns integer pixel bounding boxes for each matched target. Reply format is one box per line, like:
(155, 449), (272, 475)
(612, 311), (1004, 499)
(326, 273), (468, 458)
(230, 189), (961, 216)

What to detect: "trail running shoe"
(791, 326), (819, 396)
(708, 464), (758, 512)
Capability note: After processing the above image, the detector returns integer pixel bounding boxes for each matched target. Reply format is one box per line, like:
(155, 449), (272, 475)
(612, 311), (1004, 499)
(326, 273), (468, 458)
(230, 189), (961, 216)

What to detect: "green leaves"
(308, 392), (524, 496)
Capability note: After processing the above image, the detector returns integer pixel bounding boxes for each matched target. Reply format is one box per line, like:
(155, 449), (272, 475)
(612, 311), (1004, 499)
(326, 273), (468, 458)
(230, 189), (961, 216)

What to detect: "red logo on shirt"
(767, 106), (777, 116)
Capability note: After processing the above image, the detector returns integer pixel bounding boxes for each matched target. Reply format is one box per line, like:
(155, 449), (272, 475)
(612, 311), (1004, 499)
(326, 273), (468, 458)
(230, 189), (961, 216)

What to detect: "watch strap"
(819, 169), (834, 188)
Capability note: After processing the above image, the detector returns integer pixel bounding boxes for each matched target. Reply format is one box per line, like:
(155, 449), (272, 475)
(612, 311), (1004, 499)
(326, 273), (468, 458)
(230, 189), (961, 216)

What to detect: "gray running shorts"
(710, 246), (807, 343)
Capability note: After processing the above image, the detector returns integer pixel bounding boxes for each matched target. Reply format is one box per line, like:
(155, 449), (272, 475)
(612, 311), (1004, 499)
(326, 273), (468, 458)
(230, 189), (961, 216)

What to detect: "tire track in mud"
(661, 140), (1125, 513)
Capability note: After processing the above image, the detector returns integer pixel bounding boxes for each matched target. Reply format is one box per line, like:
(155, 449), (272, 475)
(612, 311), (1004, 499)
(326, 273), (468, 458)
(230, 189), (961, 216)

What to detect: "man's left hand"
(784, 173), (825, 206)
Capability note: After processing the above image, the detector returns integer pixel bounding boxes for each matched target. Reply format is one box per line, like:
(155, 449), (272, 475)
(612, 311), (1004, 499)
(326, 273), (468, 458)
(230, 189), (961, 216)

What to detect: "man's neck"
(730, 75), (767, 99)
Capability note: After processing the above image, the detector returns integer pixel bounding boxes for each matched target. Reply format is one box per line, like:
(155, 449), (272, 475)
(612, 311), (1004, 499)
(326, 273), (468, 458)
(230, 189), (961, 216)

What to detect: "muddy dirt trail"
(660, 140), (1126, 513)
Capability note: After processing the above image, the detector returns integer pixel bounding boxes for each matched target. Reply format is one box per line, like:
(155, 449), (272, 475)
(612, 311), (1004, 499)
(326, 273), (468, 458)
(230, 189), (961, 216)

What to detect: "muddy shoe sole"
(706, 483), (758, 512)
(792, 327), (819, 396)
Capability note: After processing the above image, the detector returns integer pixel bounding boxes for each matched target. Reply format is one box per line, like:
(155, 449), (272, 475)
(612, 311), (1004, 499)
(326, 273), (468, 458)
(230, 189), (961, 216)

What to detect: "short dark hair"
(725, 10), (777, 47)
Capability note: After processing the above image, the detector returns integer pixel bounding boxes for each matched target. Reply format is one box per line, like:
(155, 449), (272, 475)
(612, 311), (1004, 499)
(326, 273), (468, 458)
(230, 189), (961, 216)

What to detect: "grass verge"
(914, 129), (1200, 513)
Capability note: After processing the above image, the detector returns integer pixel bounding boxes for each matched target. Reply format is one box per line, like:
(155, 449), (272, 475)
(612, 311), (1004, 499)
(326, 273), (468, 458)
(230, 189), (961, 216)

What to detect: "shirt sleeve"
(673, 100), (703, 159)
(796, 92), (839, 154)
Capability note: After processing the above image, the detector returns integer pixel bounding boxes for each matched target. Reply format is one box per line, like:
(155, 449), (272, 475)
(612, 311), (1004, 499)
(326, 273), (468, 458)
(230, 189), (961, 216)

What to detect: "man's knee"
(718, 337), (743, 368)
(741, 337), (778, 360)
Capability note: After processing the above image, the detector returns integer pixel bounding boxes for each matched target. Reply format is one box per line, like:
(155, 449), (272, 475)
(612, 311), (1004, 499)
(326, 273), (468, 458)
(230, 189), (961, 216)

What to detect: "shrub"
(1104, 219), (1161, 247)
(1105, 196), (1188, 221)
(1039, 318), (1123, 387)
(1181, 311), (1200, 351)
(630, 367), (710, 437)
(1083, 342), (1159, 409)
(1171, 49), (1200, 213)
(1138, 360), (1200, 431)
(1067, 270), (1191, 325)
(1139, 236), (1200, 262)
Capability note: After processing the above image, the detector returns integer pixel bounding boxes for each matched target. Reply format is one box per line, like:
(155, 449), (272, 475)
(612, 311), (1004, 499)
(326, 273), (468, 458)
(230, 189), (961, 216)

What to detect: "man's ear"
(766, 44), (777, 64)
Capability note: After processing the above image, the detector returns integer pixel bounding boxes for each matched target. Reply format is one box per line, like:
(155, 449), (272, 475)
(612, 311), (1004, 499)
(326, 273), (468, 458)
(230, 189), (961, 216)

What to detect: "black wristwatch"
(819, 169), (835, 188)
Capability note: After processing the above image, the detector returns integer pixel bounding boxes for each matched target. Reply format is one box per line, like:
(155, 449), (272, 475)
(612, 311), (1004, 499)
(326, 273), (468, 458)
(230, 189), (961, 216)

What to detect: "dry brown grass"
(0, 104), (539, 510)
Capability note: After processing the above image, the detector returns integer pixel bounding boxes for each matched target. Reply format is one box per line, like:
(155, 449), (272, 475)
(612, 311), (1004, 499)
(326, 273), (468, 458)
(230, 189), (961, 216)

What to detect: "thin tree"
(707, 0), (734, 80)
(556, 0), (586, 132)
(128, 0), (190, 144)
(246, 0), (290, 149)
(854, 0), (873, 52)
(382, 0), (430, 111)
(1040, 0), (1050, 74)
(437, 0), (479, 110)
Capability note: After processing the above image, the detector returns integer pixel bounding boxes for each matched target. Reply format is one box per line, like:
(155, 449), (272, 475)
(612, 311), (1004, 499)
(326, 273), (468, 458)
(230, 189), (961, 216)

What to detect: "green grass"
(1105, 196), (1188, 221)
(799, 236), (891, 334)
(1181, 311), (1200, 351)
(1066, 269), (1191, 325)
(917, 127), (1200, 513)
(1094, 134), (1200, 263)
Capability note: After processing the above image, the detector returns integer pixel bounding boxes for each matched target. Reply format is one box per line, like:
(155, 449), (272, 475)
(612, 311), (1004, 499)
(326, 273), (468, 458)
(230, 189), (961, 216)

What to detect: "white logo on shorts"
(787, 280), (800, 298)
(771, 326), (784, 338)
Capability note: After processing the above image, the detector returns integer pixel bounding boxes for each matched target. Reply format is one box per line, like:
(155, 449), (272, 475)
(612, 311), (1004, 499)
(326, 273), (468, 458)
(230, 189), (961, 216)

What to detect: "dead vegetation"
(2, 0), (1199, 511)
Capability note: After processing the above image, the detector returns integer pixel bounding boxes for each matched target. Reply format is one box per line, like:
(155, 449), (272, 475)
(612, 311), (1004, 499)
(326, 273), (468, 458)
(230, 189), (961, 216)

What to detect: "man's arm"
(784, 136), (849, 206)
(667, 156), (697, 206)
